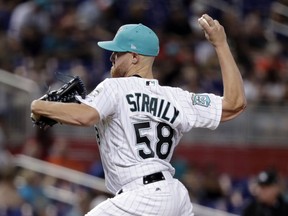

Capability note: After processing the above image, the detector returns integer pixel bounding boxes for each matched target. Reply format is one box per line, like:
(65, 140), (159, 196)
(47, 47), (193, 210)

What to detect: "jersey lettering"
(126, 93), (180, 124)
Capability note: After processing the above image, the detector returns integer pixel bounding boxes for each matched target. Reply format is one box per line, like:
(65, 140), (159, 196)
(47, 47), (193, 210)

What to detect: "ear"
(131, 53), (139, 64)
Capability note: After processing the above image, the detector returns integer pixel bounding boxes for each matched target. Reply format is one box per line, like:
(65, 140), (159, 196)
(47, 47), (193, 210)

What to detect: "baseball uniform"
(76, 76), (222, 216)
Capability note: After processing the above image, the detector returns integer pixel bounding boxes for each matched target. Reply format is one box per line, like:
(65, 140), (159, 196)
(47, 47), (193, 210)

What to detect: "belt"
(117, 172), (166, 195)
(143, 172), (165, 184)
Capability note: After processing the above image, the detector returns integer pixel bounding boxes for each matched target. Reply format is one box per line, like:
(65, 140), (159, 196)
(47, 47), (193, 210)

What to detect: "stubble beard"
(110, 65), (125, 78)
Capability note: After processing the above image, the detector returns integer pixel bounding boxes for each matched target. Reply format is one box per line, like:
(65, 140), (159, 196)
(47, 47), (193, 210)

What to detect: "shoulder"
(162, 86), (194, 100)
(163, 85), (192, 93)
(95, 78), (138, 96)
(96, 78), (120, 90)
(101, 77), (156, 89)
(100, 77), (134, 85)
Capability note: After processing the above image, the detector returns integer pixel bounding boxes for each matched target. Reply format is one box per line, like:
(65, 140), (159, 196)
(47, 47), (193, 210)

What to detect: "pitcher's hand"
(198, 14), (227, 48)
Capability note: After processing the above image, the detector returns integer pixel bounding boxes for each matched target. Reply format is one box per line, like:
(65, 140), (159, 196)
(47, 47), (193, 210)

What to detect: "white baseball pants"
(85, 171), (194, 216)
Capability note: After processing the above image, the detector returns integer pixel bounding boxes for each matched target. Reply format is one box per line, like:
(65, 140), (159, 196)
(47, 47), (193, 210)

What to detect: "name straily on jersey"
(126, 92), (180, 124)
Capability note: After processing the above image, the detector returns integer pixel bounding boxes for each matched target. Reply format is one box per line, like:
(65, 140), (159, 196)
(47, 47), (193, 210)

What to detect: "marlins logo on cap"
(97, 24), (159, 56)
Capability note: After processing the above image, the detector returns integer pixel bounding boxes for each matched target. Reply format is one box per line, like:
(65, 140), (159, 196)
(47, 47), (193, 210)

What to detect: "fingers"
(199, 14), (219, 29)
(213, 19), (220, 26)
(198, 17), (209, 28)
(198, 14), (226, 47)
(202, 14), (215, 27)
(213, 19), (221, 30)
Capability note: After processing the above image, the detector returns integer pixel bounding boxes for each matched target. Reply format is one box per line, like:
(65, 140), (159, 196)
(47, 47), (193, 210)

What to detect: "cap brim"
(97, 41), (126, 52)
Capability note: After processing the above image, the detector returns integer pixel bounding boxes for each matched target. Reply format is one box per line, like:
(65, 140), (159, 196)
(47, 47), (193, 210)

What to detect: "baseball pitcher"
(31, 14), (246, 215)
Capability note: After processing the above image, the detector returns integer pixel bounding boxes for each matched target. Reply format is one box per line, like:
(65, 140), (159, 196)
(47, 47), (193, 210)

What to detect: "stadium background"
(0, 0), (288, 215)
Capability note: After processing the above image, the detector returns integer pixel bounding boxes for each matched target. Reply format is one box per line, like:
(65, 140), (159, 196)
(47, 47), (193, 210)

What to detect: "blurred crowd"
(1, 0), (288, 216)
(0, 0), (288, 105)
(175, 161), (288, 215)
(0, 160), (110, 216)
(1, 152), (288, 216)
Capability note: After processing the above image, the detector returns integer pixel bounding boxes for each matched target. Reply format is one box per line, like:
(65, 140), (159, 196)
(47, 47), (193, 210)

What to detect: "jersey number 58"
(134, 122), (174, 160)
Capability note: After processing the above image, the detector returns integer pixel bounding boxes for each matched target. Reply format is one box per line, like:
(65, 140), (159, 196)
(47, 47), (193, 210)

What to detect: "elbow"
(81, 119), (97, 127)
(73, 109), (100, 127)
(221, 96), (247, 122)
(69, 103), (100, 126)
(234, 101), (247, 116)
(227, 95), (247, 111)
(72, 115), (97, 127)
(239, 94), (247, 111)
(57, 117), (96, 127)
(235, 96), (247, 113)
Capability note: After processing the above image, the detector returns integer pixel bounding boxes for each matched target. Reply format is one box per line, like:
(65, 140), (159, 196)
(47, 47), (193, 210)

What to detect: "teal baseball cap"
(97, 24), (159, 56)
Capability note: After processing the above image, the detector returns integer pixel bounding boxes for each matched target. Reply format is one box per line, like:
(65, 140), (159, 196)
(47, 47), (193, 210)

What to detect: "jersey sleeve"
(179, 90), (222, 132)
(76, 79), (117, 120)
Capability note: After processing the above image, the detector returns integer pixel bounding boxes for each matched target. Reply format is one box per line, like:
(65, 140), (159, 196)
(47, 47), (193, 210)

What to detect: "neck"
(125, 67), (154, 79)
(131, 70), (154, 78)
(125, 55), (154, 79)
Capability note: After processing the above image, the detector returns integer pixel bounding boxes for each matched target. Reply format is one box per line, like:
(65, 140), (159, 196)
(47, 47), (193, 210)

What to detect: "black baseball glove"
(31, 76), (87, 129)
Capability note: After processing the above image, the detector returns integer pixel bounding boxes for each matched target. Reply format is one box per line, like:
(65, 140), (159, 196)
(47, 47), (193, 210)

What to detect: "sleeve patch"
(192, 94), (211, 107)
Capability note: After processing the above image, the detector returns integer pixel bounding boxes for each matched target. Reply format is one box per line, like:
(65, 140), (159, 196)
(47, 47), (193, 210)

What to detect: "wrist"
(214, 42), (230, 54)
(31, 99), (44, 112)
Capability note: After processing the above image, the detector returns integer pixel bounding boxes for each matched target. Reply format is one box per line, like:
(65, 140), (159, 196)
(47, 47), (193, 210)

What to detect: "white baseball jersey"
(79, 77), (222, 215)
(77, 77), (222, 195)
